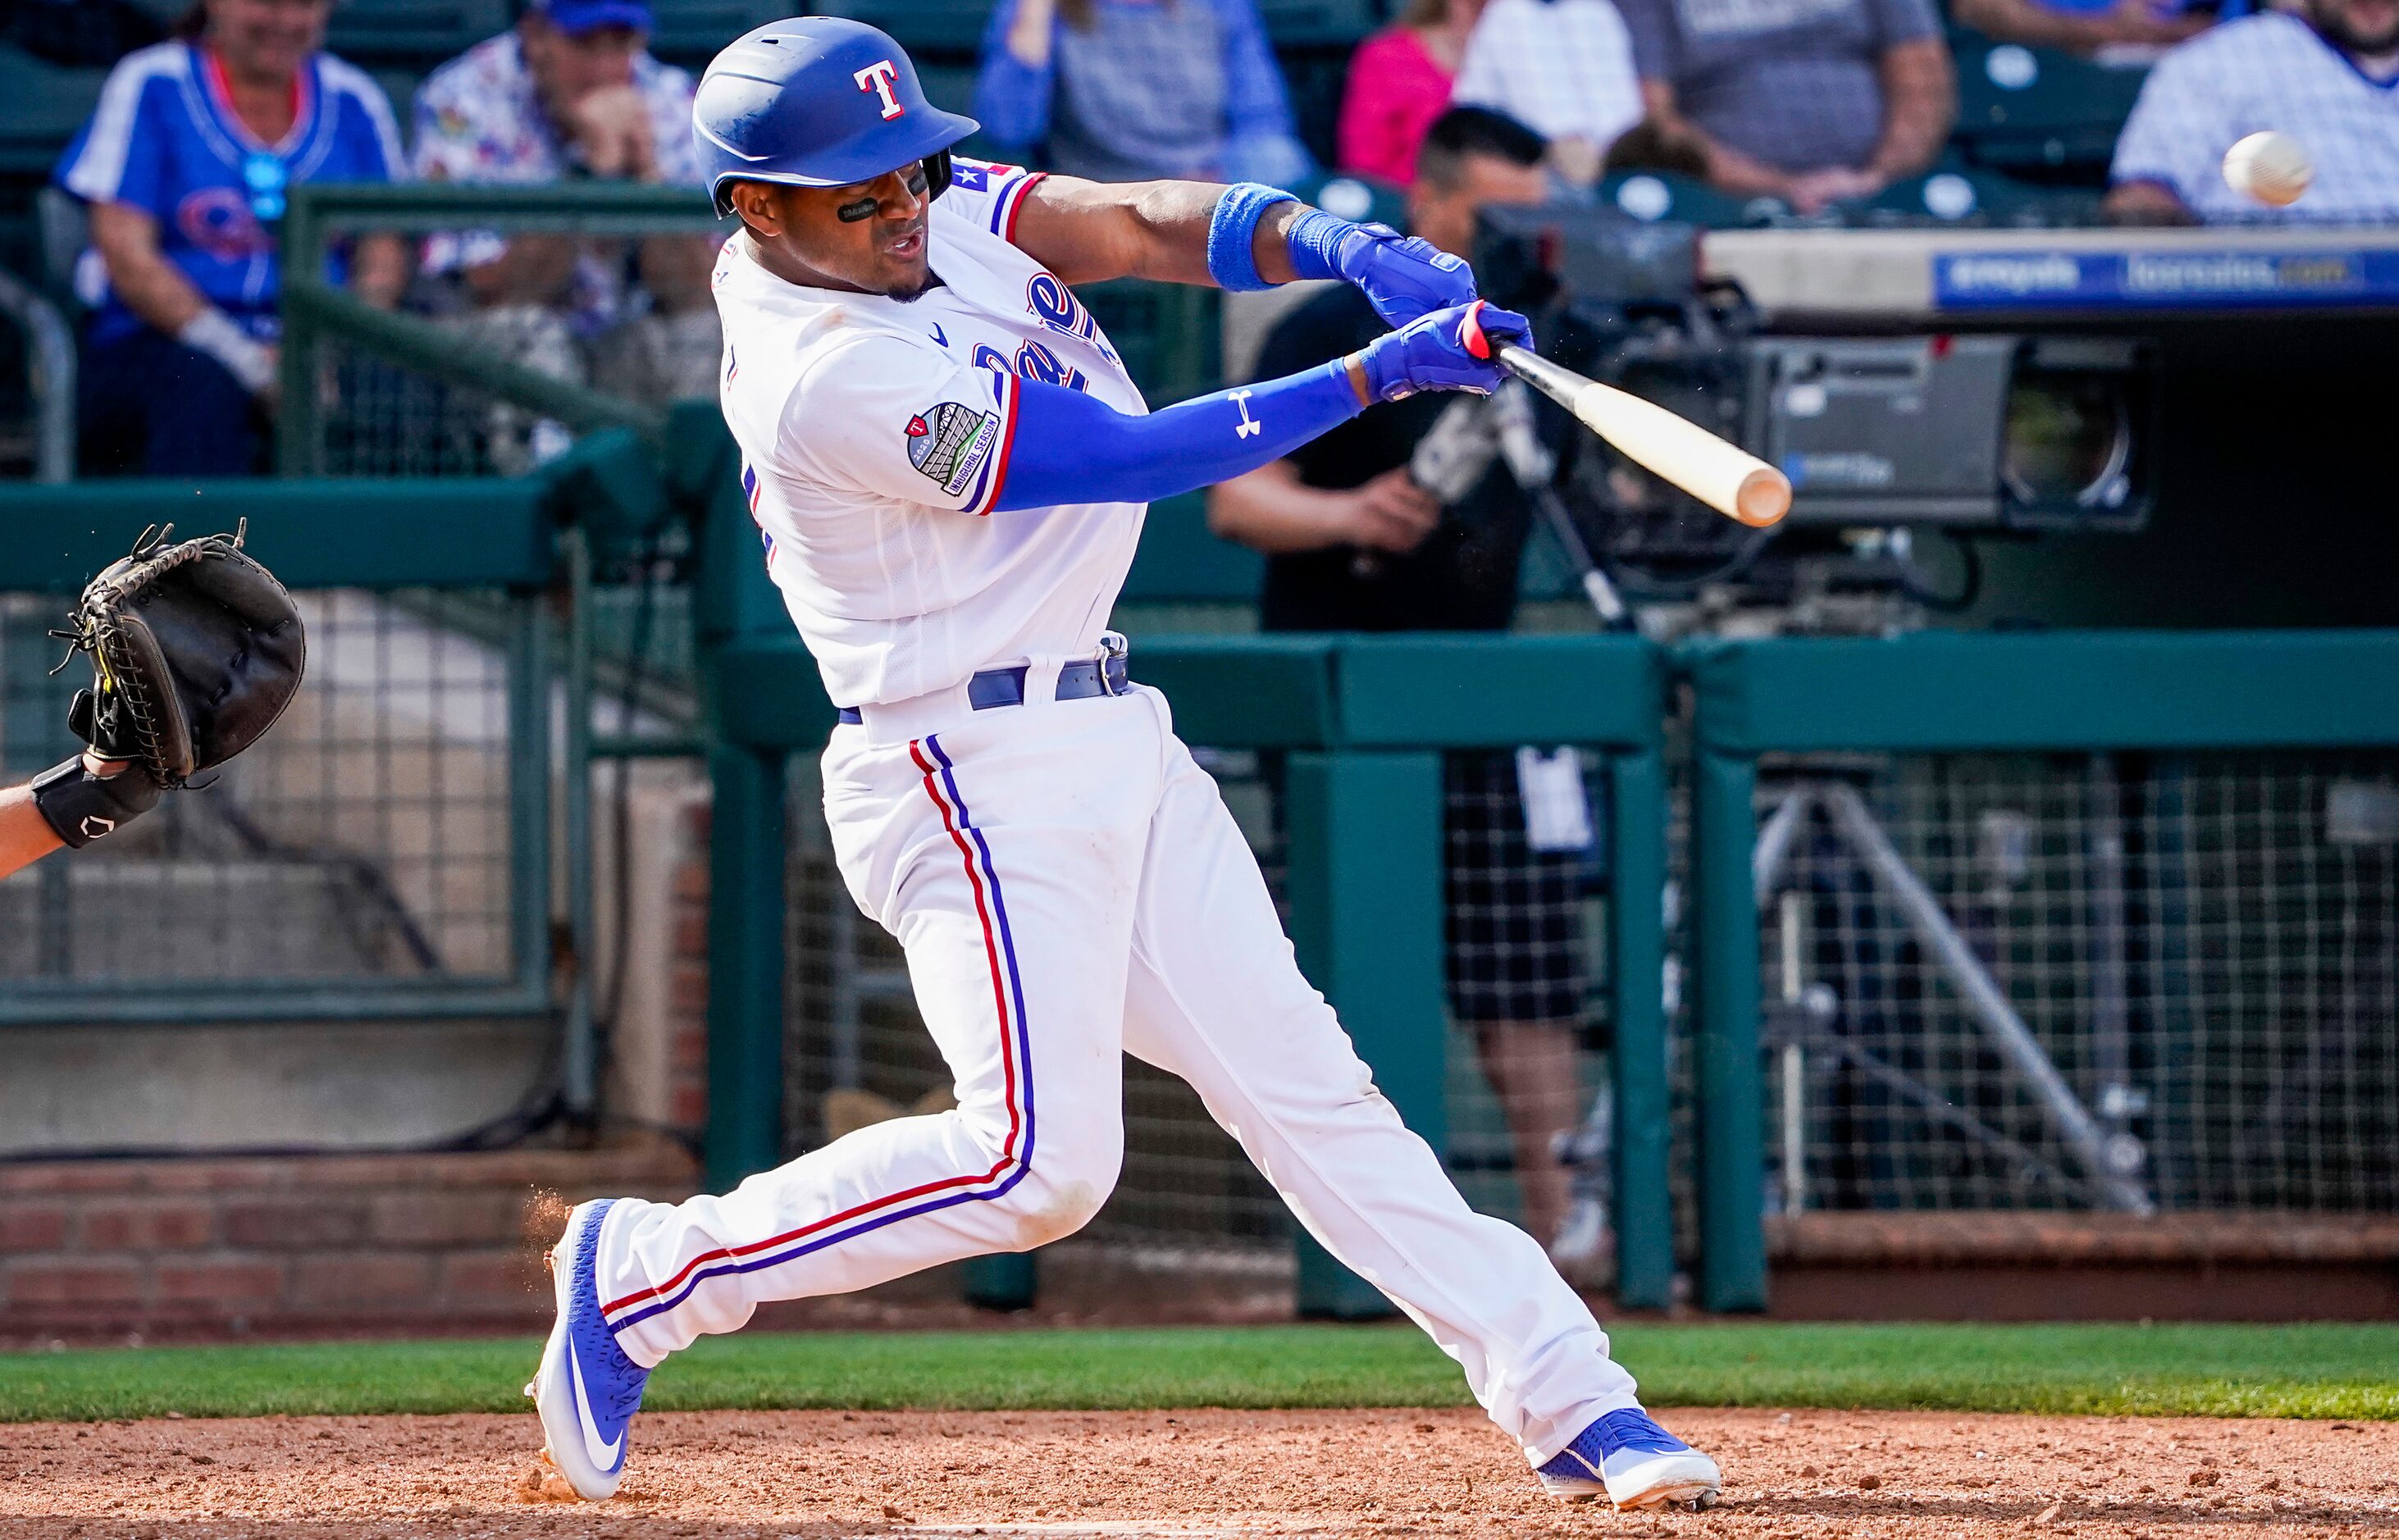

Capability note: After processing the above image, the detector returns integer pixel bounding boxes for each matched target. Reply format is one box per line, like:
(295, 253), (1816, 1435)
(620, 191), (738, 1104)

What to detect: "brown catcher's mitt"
(54, 522), (307, 787)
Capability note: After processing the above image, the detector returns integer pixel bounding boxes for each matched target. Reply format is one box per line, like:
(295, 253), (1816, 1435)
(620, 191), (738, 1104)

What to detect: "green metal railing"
(275, 182), (1229, 476)
(1681, 629), (2399, 1310)
(277, 182), (716, 475)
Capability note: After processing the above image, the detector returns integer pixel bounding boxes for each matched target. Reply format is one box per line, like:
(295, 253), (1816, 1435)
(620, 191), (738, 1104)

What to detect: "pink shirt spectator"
(1338, 26), (1457, 185)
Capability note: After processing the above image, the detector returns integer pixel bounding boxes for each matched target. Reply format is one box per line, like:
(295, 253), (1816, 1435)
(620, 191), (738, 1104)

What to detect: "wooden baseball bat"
(1497, 344), (1790, 528)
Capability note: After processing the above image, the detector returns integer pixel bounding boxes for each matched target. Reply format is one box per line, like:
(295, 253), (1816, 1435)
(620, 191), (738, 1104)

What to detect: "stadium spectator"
(2106, 0), (2399, 223)
(413, 0), (718, 439)
(1337, 0), (1487, 186)
(1208, 107), (1603, 1266)
(54, 0), (405, 476)
(1451, 0), (1644, 187)
(1951, 0), (2210, 57)
(973, 0), (1312, 185)
(1615, 0), (1957, 212)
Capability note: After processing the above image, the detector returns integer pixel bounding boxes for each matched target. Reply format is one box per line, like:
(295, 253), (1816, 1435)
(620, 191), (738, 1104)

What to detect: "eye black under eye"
(837, 196), (878, 222)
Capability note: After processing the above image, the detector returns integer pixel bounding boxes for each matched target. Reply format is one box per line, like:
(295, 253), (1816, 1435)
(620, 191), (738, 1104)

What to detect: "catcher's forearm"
(0, 759), (164, 879)
(29, 757), (162, 853)
(0, 781), (65, 879)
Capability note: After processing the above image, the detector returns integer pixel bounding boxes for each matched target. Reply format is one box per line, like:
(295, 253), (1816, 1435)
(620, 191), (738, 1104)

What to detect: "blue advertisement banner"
(1932, 248), (2399, 309)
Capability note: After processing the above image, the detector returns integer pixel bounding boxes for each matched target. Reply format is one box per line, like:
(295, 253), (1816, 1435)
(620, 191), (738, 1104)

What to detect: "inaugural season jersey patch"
(905, 401), (1001, 498)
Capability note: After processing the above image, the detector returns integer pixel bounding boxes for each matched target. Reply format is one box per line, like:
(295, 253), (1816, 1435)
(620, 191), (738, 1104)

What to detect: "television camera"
(1472, 205), (2159, 635)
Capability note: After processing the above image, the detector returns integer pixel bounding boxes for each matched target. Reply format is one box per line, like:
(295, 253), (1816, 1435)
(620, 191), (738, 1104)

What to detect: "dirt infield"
(1, 1406), (2391, 1538)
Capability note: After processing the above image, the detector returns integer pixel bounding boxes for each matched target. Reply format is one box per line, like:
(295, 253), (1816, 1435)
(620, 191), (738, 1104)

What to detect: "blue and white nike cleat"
(1536, 1406), (1722, 1510)
(527, 1198), (650, 1501)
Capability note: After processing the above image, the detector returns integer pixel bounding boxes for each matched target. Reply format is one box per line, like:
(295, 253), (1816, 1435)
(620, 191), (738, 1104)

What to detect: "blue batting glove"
(1355, 301), (1530, 403)
(1287, 212), (1480, 326)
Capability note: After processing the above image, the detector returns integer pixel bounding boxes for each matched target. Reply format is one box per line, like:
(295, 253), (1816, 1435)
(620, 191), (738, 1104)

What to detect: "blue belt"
(837, 650), (1133, 726)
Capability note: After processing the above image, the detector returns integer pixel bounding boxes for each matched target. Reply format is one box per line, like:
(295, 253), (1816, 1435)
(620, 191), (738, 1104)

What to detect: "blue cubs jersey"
(57, 41), (404, 344)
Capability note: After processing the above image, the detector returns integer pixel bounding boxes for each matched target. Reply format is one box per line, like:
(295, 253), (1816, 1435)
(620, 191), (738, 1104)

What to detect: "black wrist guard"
(30, 757), (162, 849)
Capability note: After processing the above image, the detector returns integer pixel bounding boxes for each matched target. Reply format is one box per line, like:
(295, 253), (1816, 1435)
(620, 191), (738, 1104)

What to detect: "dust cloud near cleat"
(527, 1198), (650, 1500)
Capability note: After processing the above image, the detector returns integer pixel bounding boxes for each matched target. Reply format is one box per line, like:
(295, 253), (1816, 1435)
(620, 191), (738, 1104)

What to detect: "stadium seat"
(644, 0), (799, 63)
(1121, 494), (1263, 604)
(815, 0), (1001, 56)
(1599, 171), (1788, 230)
(1851, 166), (2102, 227)
(33, 186), (87, 308)
(1949, 28), (2146, 182)
(324, 0), (510, 62)
(1254, 0), (1380, 44)
(0, 44), (104, 182)
(1287, 169), (1407, 230)
(913, 62), (984, 124)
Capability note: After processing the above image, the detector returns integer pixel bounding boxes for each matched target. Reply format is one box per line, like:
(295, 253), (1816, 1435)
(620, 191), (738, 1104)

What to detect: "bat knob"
(1459, 300), (1491, 361)
(1734, 467), (1794, 527)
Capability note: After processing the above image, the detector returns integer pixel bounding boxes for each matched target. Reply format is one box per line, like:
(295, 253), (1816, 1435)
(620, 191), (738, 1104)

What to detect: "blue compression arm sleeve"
(991, 362), (1361, 513)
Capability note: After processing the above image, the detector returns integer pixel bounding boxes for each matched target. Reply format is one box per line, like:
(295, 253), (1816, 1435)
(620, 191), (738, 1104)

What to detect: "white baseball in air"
(2222, 130), (2313, 207)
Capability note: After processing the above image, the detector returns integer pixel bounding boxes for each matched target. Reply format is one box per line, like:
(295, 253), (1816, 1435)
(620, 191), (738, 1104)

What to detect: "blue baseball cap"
(531, 0), (654, 34)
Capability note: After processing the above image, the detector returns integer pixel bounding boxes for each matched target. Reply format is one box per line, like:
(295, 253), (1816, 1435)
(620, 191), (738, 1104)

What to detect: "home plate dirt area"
(1, 1406), (2392, 1539)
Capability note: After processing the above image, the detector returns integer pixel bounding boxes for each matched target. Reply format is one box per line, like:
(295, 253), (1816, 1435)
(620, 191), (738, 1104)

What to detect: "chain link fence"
(778, 738), (1622, 1280)
(779, 749), (1287, 1262)
(1752, 749), (2399, 1217)
(305, 296), (714, 479)
(0, 588), (545, 1005)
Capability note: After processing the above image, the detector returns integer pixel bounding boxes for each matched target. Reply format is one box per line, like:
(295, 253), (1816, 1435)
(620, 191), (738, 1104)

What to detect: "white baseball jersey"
(713, 158), (1149, 708)
(2111, 13), (2399, 224)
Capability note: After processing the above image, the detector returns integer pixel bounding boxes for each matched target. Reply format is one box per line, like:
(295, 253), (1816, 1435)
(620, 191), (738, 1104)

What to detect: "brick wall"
(1763, 1212), (2399, 1321)
(601, 779), (713, 1140)
(0, 1139), (697, 1342)
(667, 795), (713, 1132)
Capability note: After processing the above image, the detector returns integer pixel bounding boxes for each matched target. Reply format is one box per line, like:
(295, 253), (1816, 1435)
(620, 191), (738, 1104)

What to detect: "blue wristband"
(1206, 182), (1298, 292)
(1284, 207), (1364, 284)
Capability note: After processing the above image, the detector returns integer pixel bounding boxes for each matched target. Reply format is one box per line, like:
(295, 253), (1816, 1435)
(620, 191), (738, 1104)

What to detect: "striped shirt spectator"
(1616, 0), (1954, 212)
(2109, 3), (2399, 223)
(1451, 0), (1644, 185)
(974, 0), (1311, 185)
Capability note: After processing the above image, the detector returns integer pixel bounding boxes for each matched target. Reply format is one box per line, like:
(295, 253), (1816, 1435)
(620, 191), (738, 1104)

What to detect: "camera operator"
(1209, 105), (1602, 1269)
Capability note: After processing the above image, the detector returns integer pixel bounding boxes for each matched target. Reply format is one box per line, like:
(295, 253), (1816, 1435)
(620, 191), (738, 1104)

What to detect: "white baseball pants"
(593, 682), (1640, 1464)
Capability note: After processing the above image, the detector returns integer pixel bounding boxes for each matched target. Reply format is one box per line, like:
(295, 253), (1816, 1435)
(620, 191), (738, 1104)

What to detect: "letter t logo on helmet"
(854, 59), (905, 120)
(695, 19), (978, 216)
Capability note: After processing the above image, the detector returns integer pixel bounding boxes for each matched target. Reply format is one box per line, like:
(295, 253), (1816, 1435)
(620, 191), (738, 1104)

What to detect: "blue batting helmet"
(693, 18), (979, 218)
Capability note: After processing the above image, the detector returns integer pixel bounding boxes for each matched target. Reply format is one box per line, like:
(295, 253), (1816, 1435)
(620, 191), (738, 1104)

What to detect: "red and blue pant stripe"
(599, 733), (1034, 1335)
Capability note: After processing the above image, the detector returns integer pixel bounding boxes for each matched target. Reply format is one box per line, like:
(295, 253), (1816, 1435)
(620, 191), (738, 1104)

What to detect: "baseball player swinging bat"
(525, 17), (1721, 1518)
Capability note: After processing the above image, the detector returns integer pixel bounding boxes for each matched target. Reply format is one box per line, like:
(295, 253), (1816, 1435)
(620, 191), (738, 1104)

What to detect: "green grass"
(2, 1323), (2394, 1424)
